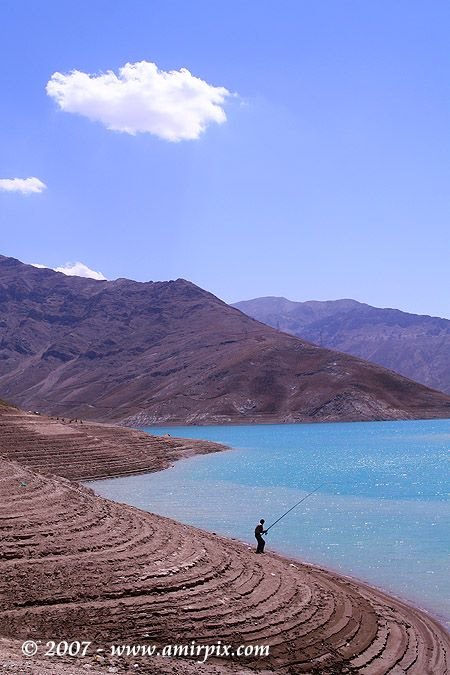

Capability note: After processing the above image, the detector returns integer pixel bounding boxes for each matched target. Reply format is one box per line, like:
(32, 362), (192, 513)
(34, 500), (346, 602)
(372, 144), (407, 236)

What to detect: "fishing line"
(265, 483), (326, 533)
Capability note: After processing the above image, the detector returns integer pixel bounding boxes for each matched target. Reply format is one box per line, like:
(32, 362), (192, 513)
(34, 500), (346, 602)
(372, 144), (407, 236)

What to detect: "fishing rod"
(265, 483), (325, 533)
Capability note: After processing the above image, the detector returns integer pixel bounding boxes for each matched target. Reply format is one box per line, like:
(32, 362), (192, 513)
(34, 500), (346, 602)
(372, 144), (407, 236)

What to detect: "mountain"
(233, 297), (450, 395)
(1, 255), (449, 425)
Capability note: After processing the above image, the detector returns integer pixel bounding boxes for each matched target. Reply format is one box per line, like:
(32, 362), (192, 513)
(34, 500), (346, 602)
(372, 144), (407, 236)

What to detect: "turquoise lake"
(90, 419), (450, 629)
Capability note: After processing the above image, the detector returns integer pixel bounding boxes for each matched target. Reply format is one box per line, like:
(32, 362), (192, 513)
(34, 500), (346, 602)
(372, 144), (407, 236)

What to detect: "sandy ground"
(0, 407), (227, 480)
(0, 408), (449, 674)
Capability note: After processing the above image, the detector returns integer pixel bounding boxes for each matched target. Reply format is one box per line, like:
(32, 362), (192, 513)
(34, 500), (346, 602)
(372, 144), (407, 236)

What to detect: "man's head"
(260, 519), (265, 524)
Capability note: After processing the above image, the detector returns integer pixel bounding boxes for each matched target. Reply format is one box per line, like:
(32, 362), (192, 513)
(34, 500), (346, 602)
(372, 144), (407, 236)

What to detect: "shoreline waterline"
(2, 407), (449, 672)
(88, 470), (450, 634)
(89, 418), (450, 632)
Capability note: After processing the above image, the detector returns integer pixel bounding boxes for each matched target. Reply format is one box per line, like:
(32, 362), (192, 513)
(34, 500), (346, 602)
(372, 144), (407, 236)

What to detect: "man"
(255, 518), (267, 554)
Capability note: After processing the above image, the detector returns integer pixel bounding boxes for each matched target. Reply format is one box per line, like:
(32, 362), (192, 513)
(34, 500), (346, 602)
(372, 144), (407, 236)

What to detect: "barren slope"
(0, 406), (226, 480)
(1, 456), (449, 674)
(233, 297), (450, 394)
(1, 255), (450, 425)
(1, 403), (449, 673)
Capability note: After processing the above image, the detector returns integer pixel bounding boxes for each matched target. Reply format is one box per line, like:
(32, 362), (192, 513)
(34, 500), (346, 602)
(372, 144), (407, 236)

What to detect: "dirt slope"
(1, 255), (450, 426)
(0, 406), (226, 480)
(1, 455), (449, 674)
(0, 403), (448, 674)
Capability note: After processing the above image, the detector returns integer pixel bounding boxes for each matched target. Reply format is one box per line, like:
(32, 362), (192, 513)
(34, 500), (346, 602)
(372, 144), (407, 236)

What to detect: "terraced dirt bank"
(0, 407), (449, 674)
(0, 407), (226, 480)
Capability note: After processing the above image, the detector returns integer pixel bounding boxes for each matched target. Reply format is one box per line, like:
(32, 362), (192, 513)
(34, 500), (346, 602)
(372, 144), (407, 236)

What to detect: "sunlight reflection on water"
(90, 419), (450, 628)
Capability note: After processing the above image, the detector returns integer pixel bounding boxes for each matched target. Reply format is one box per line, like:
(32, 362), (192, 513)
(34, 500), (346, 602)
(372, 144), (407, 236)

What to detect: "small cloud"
(31, 261), (106, 281)
(46, 60), (232, 141)
(0, 177), (47, 194)
(55, 262), (107, 280)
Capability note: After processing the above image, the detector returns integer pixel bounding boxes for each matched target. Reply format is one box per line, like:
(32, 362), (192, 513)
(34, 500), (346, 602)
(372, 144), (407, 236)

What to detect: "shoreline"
(120, 412), (450, 428)
(267, 545), (450, 638)
(0, 406), (229, 480)
(287, 550), (450, 634)
(2, 456), (450, 674)
(97, 420), (450, 634)
(92, 474), (450, 636)
(210, 521), (450, 638)
(1, 406), (449, 673)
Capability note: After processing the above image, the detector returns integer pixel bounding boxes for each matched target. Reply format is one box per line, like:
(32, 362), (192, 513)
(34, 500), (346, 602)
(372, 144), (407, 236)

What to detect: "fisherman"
(255, 519), (267, 554)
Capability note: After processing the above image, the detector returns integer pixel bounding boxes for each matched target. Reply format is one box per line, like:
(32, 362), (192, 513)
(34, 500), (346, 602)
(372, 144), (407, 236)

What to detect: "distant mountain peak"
(233, 296), (450, 394)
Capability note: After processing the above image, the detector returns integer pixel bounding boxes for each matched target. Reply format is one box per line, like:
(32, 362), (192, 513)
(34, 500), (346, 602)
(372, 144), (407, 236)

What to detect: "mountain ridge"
(233, 296), (450, 394)
(1, 254), (450, 425)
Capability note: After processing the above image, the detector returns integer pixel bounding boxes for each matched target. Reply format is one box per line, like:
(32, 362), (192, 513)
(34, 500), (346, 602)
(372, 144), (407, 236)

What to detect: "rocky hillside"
(234, 297), (450, 394)
(1, 255), (450, 425)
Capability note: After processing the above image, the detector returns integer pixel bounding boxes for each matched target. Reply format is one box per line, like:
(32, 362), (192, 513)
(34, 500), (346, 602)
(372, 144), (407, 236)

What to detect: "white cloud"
(0, 177), (47, 194)
(55, 262), (107, 280)
(46, 60), (232, 141)
(31, 261), (106, 281)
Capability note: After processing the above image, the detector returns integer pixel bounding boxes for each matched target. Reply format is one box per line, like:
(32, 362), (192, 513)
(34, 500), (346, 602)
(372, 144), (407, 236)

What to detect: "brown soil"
(0, 407), (449, 674)
(0, 407), (226, 480)
(2, 255), (450, 427)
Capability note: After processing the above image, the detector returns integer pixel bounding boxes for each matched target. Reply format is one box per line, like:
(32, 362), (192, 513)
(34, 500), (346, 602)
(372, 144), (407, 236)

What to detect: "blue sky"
(1, 1), (449, 317)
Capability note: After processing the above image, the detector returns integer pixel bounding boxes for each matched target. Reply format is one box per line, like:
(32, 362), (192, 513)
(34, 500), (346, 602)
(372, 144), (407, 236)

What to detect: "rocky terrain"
(1, 255), (450, 426)
(233, 297), (450, 395)
(0, 403), (449, 674)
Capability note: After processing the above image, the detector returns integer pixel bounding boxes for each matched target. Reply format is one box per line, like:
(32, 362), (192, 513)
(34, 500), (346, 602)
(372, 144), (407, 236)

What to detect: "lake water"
(89, 419), (450, 629)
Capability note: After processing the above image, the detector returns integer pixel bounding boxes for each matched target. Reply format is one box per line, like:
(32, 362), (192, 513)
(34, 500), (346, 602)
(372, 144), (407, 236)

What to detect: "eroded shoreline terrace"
(0, 406), (449, 674)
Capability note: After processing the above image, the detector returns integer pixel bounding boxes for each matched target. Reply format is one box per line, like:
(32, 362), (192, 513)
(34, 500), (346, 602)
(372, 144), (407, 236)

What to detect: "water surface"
(90, 419), (450, 628)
